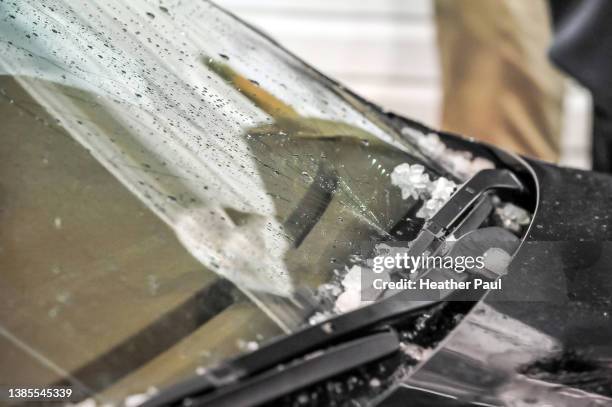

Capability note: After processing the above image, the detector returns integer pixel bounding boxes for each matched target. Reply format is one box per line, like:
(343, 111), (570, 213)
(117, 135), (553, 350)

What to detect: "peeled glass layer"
(0, 0), (449, 403)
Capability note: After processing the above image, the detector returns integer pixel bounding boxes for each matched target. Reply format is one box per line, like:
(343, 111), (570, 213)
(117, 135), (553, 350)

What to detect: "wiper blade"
(143, 169), (525, 406)
(179, 330), (399, 407)
(143, 293), (437, 407)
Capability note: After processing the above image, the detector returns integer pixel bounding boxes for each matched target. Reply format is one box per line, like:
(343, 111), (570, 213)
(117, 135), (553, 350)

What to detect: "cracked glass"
(0, 0), (449, 403)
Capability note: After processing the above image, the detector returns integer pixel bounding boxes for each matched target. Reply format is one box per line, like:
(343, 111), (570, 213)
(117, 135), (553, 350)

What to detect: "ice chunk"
(390, 164), (431, 200)
(309, 311), (332, 325)
(430, 177), (456, 200)
(391, 163), (457, 220)
(403, 131), (495, 180)
(400, 343), (432, 362)
(417, 177), (457, 219)
(482, 248), (512, 276)
(416, 132), (446, 158)
(237, 339), (259, 352)
(340, 265), (362, 290)
(496, 202), (531, 232)
(471, 156), (496, 174)
(334, 289), (362, 313)
(333, 265), (370, 313)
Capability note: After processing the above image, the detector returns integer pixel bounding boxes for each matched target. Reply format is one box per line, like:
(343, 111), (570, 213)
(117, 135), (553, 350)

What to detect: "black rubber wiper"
(142, 293), (437, 407)
(143, 169), (525, 407)
(170, 330), (398, 407)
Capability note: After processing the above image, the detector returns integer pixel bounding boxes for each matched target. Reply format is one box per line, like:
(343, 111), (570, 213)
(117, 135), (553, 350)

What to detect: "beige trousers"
(435, 0), (565, 162)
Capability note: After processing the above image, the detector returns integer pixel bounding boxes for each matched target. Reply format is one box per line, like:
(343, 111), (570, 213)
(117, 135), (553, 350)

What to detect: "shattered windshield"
(0, 0), (473, 404)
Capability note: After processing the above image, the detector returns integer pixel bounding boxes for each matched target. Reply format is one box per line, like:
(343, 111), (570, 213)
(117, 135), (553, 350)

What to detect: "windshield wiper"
(142, 293), (438, 407)
(143, 168), (525, 407)
(404, 168), (524, 262)
(169, 330), (399, 407)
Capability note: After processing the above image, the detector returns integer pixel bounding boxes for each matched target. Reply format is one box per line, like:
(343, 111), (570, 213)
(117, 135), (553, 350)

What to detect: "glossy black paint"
(378, 135), (612, 405)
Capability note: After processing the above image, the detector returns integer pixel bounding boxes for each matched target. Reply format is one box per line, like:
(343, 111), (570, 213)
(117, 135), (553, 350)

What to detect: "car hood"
(378, 139), (612, 405)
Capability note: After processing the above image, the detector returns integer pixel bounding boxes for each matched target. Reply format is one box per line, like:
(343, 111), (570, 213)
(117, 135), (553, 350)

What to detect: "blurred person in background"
(548, 0), (612, 173)
(434, 0), (565, 163)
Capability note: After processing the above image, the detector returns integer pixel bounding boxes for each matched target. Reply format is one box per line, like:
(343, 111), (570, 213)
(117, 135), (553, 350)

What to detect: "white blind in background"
(215, 0), (590, 168)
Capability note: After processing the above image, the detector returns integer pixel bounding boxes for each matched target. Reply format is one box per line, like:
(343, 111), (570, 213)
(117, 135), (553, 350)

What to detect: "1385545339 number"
(6, 387), (73, 400)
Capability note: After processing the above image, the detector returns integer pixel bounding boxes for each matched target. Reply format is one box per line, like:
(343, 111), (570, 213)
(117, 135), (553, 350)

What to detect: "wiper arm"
(143, 293), (438, 407)
(143, 169), (525, 407)
(161, 330), (399, 407)
(404, 169), (524, 261)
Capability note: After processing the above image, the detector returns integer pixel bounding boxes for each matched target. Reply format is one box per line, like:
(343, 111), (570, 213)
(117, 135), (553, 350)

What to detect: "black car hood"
(378, 145), (612, 405)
